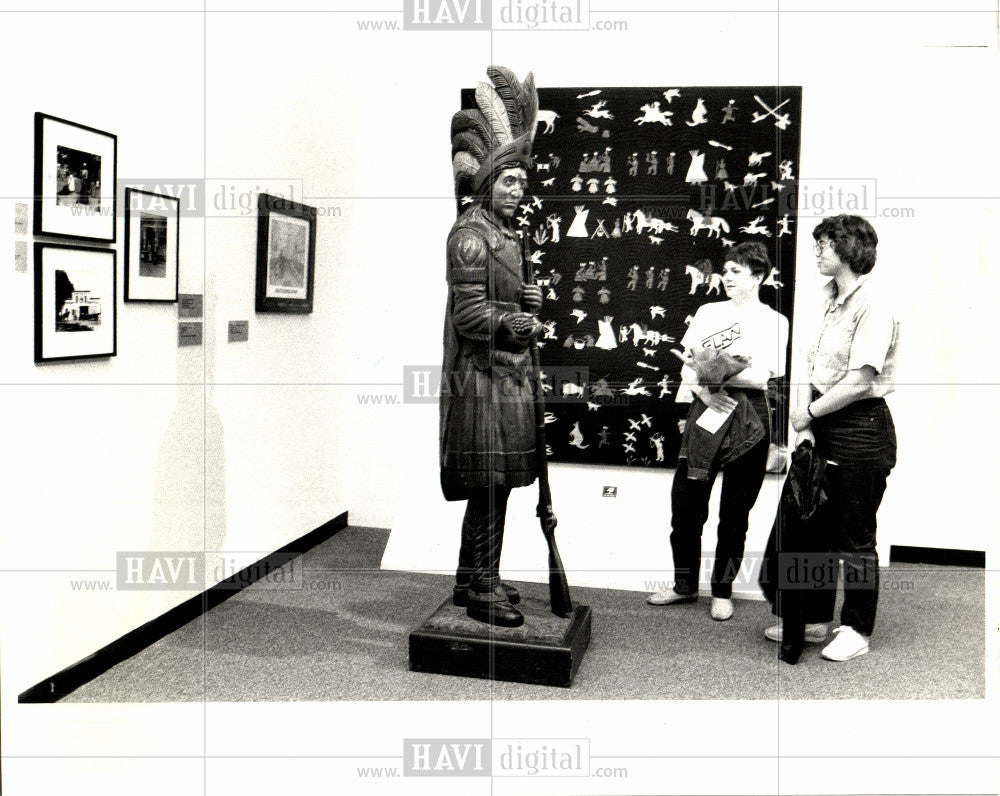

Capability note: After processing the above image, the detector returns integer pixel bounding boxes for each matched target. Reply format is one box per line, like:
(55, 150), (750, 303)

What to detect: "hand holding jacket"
(673, 348), (752, 393)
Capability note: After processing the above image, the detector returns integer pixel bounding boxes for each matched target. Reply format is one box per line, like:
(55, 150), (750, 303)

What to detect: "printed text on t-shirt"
(701, 322), (741, 351)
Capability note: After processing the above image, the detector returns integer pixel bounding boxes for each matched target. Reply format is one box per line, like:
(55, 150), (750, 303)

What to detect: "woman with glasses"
(648, 241), (788, 621)
(768, 214), (900, 661)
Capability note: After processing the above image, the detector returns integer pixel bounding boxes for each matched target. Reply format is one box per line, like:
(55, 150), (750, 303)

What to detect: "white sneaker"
(821, 625), (869, 661)
(763, 622), (828, 643)
(710, 597), (734, 621)
(647, 589), (697, 606)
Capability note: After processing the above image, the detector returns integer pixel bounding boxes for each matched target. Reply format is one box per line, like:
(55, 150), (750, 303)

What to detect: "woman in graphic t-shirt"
(648, 241), (789, 621)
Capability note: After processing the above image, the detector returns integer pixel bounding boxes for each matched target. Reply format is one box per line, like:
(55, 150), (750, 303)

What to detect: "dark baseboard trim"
(18, 510), (349, 704)
(889, 544), (985, 568)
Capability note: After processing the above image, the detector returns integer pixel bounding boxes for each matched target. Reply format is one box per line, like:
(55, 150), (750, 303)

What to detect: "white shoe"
(763, 622), (828, 643)
(710, 597), (734, 621)
(821, 625), (869, 661)
(647, 589), (697, 606)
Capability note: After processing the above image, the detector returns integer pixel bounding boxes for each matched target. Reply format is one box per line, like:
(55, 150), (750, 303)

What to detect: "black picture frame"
(254, 193), (317, 314)
(35, 243), (117, 363)
(124, 188), (180, 302)
(34, 112), (118, 242)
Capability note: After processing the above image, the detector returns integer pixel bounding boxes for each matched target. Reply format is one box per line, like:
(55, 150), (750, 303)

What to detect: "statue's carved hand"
(521, 284), (543, 312)
(502, 312), (543, 345)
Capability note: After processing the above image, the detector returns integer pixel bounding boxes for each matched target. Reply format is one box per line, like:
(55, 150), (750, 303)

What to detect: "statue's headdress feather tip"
(521, 72), (538, 141)
(486, 66), (525, 134)
(486, 65), (523, 100)
(476, 81), (512, 146)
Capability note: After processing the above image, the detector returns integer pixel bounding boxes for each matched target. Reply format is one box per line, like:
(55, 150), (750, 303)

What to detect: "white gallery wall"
(0, 13), (210, 697)
(0, 10), (351, 699)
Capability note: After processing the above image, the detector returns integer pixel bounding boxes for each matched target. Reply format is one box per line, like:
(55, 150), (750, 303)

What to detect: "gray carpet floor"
(61, 526), (985, 702)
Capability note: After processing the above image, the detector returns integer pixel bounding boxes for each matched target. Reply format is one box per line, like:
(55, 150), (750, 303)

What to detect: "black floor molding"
(18, 511), (349, 704)
(889, 544), (985, 568)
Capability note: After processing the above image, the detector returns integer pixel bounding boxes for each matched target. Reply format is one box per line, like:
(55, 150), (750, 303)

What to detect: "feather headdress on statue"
(451, 65), (538, 205)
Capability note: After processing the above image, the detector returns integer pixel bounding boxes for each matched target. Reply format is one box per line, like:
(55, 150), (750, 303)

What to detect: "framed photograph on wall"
(35, 243), (117, 362)
(124, 188), (179, 302)
(34, 113), (118, 242)
(255, 193), (316, 313)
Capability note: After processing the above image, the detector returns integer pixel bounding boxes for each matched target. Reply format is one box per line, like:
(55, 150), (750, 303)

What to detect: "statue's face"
(490, 167), (528, 219)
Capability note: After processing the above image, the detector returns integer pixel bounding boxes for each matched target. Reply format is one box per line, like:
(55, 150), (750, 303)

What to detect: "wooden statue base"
(409, 592), (592, 688)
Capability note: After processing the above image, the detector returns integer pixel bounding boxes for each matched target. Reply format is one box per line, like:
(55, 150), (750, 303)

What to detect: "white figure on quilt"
(546, 214), (562, 242)
(686, 208), (730, 238)
(650, 433), (666, 462)
(634, 101), (673, 126)
(621, 378), (651, 396)
(584, 100), (614, 120)
(568, 422), (589, 450)
(685, 259), (724, 295)
(685, 98), (708, 127)
(685, 150), (708, 184)
(566, 205), (590, 237)
(536, 109), (560, 134)
(740, 216), (772, 237)
(596, 316), (618, 350)
(762, 266), (784, 289)
(751, 95), (792, 129)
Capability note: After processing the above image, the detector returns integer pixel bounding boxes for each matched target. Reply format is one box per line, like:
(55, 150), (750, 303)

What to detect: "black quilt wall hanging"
(462, 85), (802, 468)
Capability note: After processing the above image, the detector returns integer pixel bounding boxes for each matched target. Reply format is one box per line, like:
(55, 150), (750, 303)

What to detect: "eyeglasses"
(812, 240), (835, 255)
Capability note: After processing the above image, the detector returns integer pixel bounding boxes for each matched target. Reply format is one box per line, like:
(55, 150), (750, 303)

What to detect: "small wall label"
(178, 322), (203, 347)
(178, 293), (203, 319)
(228, 320), (249, 342)
(14, 202), (28, 235)
(14, 240), (28, 273)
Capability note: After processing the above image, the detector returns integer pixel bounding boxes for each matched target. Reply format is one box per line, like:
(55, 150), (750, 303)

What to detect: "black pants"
(670, 437), (770, 599)
(810, 396), (897, 636)
(456, 486), (511, 593)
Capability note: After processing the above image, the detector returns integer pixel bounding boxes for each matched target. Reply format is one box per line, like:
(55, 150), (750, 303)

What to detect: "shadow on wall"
(149, 276), (227, 573)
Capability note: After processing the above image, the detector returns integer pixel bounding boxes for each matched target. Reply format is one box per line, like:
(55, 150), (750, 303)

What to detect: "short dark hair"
(726, 241), (771, 278)
(812, 214), (878, 275)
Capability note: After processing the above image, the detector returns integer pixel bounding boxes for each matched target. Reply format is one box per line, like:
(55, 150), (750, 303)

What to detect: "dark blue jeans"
(670, 436), (770, 599)
(810, 396), (897, 636)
